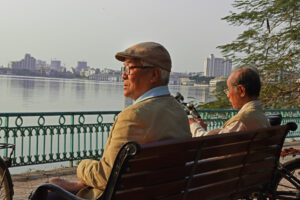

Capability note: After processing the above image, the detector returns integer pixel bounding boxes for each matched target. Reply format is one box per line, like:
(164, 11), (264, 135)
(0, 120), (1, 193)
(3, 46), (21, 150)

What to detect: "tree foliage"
(189, 75), (214, 84)
(217, 0), (300, 109)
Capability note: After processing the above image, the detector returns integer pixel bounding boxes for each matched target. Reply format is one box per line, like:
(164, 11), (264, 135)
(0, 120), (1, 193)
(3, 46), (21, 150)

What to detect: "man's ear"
(238, 85), (246, 97)
(150, 68), (160, 83)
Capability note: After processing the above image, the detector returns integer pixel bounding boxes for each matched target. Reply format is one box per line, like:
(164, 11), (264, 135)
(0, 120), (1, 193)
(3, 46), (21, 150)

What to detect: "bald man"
(190, 66), (270, 137)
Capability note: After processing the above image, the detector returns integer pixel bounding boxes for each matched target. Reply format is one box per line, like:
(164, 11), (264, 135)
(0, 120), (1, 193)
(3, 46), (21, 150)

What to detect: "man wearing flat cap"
(48, 42), (191, 199)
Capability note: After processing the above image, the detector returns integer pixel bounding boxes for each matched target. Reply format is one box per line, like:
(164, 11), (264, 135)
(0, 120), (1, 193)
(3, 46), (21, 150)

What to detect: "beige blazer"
(223, 100), (270, 131)
(76, 95), (191, 199)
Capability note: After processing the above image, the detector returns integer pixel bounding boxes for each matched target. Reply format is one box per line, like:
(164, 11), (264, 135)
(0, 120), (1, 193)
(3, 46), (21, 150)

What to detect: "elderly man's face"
(122, 58), (154, 100)
(226, 72), (245, 109)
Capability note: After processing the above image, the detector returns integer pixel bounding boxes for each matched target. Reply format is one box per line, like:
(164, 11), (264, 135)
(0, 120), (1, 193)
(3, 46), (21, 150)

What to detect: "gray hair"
(141, 60), (170, 85)
(159, 68), (170, 85)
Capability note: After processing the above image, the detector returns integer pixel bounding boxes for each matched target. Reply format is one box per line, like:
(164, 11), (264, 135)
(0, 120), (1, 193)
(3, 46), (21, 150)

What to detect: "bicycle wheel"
(0, 157), (13, 200)
(271, 158), (300, 199)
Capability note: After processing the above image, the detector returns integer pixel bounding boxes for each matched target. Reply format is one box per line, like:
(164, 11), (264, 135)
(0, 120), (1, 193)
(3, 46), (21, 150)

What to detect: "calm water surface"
(0, 75), (215, 112)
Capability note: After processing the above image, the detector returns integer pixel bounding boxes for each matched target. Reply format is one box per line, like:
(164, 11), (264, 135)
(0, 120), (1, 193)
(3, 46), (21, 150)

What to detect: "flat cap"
(115, 42), (172, 72)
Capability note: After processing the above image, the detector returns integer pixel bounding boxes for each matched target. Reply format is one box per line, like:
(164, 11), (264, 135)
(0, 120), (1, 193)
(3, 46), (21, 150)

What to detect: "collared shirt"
(190, 100), (262, 137)
(134, 86), (170, 104)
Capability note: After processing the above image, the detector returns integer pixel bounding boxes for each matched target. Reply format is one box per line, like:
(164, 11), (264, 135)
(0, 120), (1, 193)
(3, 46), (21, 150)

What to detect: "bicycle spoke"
(278, 183), (298, 190)
(272, 160), (300, 200)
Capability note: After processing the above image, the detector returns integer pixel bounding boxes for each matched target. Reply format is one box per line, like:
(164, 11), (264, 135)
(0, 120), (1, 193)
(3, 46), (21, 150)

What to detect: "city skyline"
(6, 53), (232, 75)
(0, 0), (244, 72)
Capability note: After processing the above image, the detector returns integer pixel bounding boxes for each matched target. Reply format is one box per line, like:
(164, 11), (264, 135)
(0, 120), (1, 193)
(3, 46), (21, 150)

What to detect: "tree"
(218, 0), (300, 109)
(198, 81), (232, 109)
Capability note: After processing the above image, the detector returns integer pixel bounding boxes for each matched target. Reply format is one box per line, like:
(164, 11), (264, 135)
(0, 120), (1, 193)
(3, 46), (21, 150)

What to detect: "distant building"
(88, 69), (122, 82)
(180, 78), (195, 86)
(36, 60), (47, 69)
(189, 72), (204, 76)
(11, 54), (36, 70)
(204, 54), (232, 77)
(50, 60), (64, 71)
(209, 76), (227, 87)
(76, 61), (89, 72)
(169, 72), (189, 85)
(81, 68), (96, 77)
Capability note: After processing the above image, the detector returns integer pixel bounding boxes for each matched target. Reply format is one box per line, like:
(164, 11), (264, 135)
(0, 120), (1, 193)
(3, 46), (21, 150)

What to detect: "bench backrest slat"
(116, 179), (186, 200)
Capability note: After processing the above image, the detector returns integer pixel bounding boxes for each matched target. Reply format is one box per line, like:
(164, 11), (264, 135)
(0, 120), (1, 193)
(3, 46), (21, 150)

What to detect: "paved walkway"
(11, 141), (300, 199)
(12, 167), (77, 200)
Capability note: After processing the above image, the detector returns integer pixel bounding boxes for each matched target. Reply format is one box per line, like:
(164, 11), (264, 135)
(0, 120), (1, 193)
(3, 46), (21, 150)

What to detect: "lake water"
(0, 75), (215, 113)
(0, 75), (216, 174)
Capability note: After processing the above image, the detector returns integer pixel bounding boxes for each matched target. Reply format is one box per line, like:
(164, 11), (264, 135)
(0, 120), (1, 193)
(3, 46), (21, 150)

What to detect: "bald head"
(229, 67), (261, 98)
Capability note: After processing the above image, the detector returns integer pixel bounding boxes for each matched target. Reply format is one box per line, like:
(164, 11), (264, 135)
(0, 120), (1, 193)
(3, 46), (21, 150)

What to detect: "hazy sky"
(0, 0), (243, 72)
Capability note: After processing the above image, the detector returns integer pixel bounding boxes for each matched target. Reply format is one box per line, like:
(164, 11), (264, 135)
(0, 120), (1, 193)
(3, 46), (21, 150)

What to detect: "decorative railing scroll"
(0, 111), (120, 167)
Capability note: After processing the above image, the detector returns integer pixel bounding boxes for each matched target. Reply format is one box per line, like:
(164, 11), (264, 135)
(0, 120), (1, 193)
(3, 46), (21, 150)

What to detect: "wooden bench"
(29, 122), (297, 200)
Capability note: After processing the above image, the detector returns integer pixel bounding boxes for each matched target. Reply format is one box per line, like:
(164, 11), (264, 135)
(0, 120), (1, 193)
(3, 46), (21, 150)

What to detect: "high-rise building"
(76, 61), (89, 72)
(204, 54), (232, 77)
(11, 54), (36, 70)
(36, 60), (47, 69)
(50, 60), (62, 71)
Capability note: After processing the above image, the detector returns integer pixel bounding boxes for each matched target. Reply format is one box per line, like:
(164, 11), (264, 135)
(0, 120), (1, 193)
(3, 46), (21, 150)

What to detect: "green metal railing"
(0, 111), (120, 167)
(0, 109), (299, 167)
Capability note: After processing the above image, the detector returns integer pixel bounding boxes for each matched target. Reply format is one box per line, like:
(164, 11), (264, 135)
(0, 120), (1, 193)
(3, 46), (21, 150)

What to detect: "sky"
(0, 0), (243, 72)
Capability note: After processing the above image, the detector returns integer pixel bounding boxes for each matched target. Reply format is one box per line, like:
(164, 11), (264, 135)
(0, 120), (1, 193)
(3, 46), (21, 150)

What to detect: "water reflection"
(75, 82), (86, 101)
(49, 80), (60, 92)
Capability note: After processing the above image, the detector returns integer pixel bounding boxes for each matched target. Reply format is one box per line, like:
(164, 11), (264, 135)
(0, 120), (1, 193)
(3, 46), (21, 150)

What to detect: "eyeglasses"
(224, 88), (229, 95)
(121, 65), (155, 76)
(224, 85), (240, 95)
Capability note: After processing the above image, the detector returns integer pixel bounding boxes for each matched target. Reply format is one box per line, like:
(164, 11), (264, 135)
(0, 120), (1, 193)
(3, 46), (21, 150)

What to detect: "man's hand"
(189, 118), (208, 131)
(49, 177), (86, 192)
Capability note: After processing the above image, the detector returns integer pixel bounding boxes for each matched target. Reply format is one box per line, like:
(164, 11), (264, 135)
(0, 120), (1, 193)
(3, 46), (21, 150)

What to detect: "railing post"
(4, 116), (9, 157)
(69, 114), (74, 167)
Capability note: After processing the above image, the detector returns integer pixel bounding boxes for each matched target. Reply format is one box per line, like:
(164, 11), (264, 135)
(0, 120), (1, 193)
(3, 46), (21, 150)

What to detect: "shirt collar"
(134, 86), (170, 104)
(238, 100), (262, 113)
